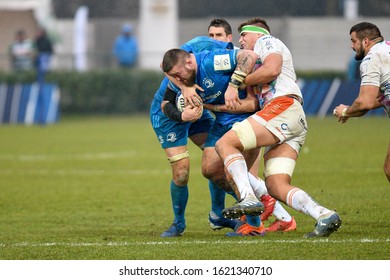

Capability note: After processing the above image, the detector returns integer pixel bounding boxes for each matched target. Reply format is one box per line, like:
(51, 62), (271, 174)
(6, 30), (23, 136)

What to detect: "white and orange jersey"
(360, 40), (390, 117)
(253, 35), (302, 108)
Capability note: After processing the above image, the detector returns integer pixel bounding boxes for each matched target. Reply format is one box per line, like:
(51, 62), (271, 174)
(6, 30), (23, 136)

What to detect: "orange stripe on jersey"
(255, 96), (295, 122)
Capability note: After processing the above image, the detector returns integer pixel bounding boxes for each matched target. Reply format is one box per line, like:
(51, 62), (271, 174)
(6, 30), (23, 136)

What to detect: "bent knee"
(173, 168), (189, 186)
(202, 160), (224, 180)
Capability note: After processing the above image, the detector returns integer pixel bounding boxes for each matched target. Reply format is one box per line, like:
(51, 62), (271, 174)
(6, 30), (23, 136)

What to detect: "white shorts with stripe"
(251, 95), (307, 155)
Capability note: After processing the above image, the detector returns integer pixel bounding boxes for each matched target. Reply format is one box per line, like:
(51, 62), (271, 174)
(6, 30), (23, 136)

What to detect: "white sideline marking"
(1, 239), (390, 247)
(317, 78), (341, 118)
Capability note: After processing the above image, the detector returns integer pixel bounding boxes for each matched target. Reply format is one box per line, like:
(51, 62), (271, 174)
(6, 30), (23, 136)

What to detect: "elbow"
(270, 68), (281, 80)
(161, 101), (168, 112)
(355, 99), (377, 111)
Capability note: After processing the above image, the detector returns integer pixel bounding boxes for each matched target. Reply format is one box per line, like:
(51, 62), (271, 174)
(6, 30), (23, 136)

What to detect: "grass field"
(0, 115), (389, 260)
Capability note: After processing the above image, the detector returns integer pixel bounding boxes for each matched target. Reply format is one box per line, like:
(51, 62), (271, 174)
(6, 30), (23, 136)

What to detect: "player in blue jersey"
(150, 21), (241, 238)
(162, 47), (270, 236)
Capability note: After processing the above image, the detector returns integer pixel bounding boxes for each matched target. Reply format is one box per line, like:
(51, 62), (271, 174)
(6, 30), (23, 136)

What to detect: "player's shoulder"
(257, 34), (275, 43)
(181, 36), (233, 53)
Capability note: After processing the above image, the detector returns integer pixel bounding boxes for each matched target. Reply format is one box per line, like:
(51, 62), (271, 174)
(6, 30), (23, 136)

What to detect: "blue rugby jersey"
(150, 36), (234, 121)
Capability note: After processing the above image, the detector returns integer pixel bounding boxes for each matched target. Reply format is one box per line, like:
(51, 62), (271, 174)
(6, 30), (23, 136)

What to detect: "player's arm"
(333, 85), (382, 123)
(164, 72), (203, 108)
(204, 88), (259, 113)
(161, 87), (202, 123)
(244, 52), (282, 86)
(224, 49), (258, 110)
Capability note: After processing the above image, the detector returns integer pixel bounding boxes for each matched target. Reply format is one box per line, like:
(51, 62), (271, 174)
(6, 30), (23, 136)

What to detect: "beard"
(354, 47), (365, 61)
(182, 70), (196, 87)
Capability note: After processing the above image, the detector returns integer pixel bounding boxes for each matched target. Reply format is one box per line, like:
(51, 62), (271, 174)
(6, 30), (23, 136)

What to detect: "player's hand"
(181, 105), (203, 122)
(182, 84), (204, 108)
(333, 104), (349, 123)
(224, 86), (241, 110)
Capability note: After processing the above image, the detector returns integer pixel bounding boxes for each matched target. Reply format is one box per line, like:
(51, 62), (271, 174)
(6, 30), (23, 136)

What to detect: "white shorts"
(251, 96), (307, 155)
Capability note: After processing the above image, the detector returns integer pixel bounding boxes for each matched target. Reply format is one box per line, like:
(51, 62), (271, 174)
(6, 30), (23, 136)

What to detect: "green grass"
(0, 115), (389, 260)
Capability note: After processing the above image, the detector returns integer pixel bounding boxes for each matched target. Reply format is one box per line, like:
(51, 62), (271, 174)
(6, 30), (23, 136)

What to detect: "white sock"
(272, 201), (292, 222)
(248, 173), (293, 222)
(248, 173), (268, 198)
(286, 188), (332, 220)
(224, 153), (255, 200)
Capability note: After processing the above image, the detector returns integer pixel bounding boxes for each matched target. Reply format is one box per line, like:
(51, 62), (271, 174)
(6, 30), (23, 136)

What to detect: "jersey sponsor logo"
(213, 54), (231, 70)
(167, 132), (177, 142)
(201, 91), (222, 101)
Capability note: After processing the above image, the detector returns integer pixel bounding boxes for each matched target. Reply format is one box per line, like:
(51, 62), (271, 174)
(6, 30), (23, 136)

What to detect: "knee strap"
(264, 157), (296, 177)
(231, 119), (257, 150)
(168, 151), (189, 164)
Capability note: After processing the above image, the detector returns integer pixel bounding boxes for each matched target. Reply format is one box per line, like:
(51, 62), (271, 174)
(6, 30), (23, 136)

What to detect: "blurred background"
(1, 0), (389, 71)
(0, 0), (389, 123)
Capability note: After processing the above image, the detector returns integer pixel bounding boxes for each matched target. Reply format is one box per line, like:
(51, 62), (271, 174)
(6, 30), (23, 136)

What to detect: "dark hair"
(238, 17), (271, 34)
(208, 18), (232, 35)
(350, 22), (383, 41)
(162, 49), (190, 72)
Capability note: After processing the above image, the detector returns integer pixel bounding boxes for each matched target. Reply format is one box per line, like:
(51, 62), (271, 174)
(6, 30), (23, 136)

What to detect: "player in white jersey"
(333, 22), (390, 182)
(206, 19), (297, 231)
(215, 17), (341, 237)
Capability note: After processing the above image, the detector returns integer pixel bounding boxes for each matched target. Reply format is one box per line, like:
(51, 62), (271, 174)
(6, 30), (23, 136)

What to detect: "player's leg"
(216, 119), (276, 219)
(188, 110), (238, 230)
(161, 145), (191, 237)
(259, 98), (341, 237)
(151, 107), (194, 237)
(384, 141), (390, 182)
(264, 143), (341, 237)
(202, 147), (237, 230)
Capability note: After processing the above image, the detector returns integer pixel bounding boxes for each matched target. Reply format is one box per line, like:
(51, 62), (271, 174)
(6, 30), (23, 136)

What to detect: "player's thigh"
(202, 147), (224, 179)
(189, 132), (208, 147)
(243, 148), (261, 177)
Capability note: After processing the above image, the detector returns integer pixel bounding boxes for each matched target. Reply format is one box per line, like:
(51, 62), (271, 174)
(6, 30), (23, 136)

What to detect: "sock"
(246, 215), (261, 227)
(272, 201), (292, 222)
(208, 181), (226, 218)
(286, 187), (332, 220)
(224, 153), (255, 200)
(170, 180), (188, 229)
(227, 190), (238, 201)
(248, 173), (268, 198)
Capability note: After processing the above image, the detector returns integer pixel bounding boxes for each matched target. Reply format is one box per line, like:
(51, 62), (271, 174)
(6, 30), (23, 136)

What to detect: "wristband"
(342, 107), (348, 117)
(229, 70), (248, 88)
(214, 105), (221, 112)
(229, 79), (241, 88)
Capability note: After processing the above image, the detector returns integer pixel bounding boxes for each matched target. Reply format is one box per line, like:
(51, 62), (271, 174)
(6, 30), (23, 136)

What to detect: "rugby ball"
(175, 93), (204, 119)
(176, 93), (186, 112)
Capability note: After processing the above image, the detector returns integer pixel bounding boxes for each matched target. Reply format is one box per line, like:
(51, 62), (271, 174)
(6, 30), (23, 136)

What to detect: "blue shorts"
(204, 113), (250, 148)
(205, 121), (235, 148)
(150, 98), (214, 149)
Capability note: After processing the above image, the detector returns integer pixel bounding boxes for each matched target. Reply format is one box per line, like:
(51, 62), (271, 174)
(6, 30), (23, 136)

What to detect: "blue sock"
(170, 180), (188, 230)
(246, 215), (261, 227)
(208, 181), (226, 218)
(227, 190), (238, 201)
